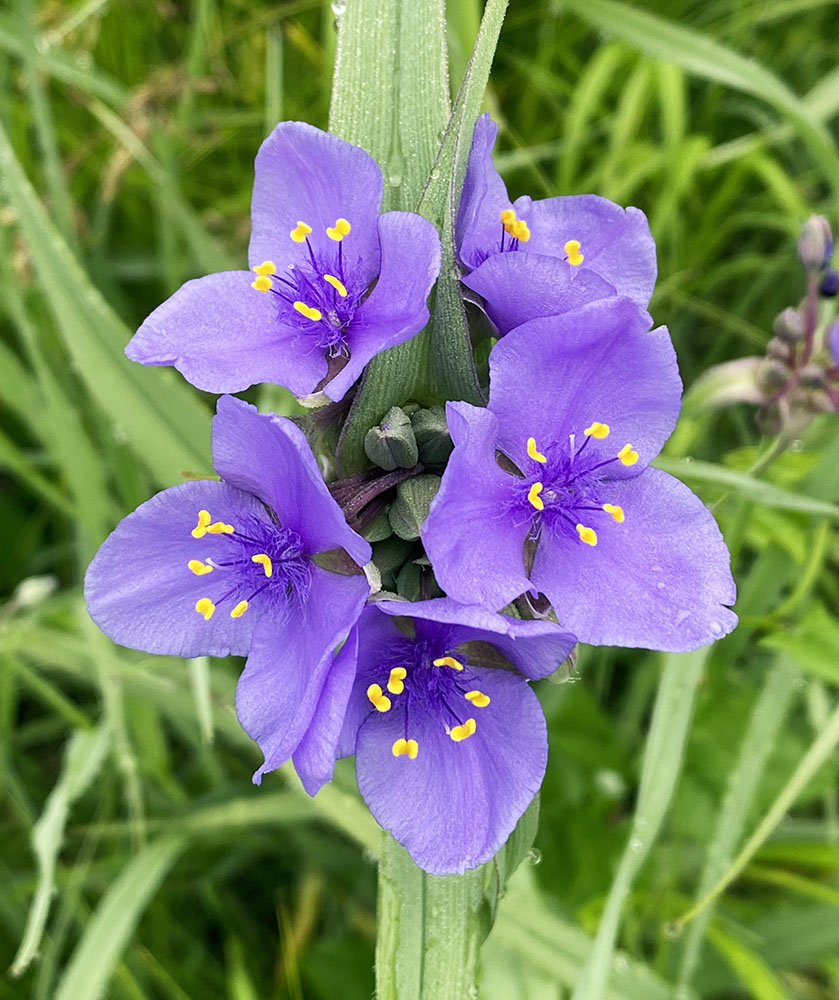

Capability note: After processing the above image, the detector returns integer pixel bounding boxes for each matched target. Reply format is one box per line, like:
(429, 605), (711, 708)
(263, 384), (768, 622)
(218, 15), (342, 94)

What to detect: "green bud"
(756, 358), (790, 392)
(362, 508), (393, 542)
(395, 560), (423, 601)
(411, 406), (454, 466)
(364, 406), (418, 471)
(772, 307), (804, 343)
(388, 474), (441, 540)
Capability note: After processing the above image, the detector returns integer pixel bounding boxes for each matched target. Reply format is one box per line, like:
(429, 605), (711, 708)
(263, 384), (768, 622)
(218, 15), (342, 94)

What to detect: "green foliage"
(1, 0), (838, 998)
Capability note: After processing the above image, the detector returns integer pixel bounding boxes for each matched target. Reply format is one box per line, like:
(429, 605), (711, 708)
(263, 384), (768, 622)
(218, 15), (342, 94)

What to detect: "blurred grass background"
(2, 0), (839, 997)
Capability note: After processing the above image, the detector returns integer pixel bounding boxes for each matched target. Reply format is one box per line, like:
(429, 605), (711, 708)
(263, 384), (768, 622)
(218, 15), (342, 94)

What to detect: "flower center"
(188, 508), (312, 620)
(250, 216), (365, 357)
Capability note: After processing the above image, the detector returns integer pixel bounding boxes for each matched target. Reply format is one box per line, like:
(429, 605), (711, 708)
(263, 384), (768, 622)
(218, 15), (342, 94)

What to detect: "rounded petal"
(521, 195), (657, 307)
(488, 297), (681, 475)
(356, 666), (547, 875)
(126, 271), (327, 396)
(422, 402), (531, 611)
(237, 567), (370, 783)
(212, 395), (371, 566)
(462, 252), (616, 335)
(325, 211), (442, 402)
(249, 121), (383, 284)
(84, 481), (267, 658)
(530, 467), (737, 651)
(455, 114), (512, 270)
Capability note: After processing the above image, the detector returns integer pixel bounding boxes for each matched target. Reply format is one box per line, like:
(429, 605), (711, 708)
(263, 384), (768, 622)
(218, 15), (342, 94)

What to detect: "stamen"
(387, 667), (407, 695)
(188, 559), (213, 576)
(500, 208), (517, 225)
(511, 219), (530, 242)
(433, 656), (464, 671)
(618, 443), (639, 466)
(528, 482), (545, 511)
(465, 690), (490, 708)
(323, 274), (348, 297)
(251, 553), (273, 578)
(576, 524), (598, 546)
(602, 503), (625, 523)
(367, 683), (392, 713)
(207, 521), (235, 534)
(294, 301), (323, 322)
(326, 217), (351, 241)
(584, 422), (610, 439)
(191, 510), (212, 538)
(449, 718), (477, 743)
(195, 597), (215, 620)
(230, 600), (249, 618)
(392, 737), (418, 758)
(564, 239), (584, 265)
(526, 437), (547, 463)
(251, 275), (273, 292)
(253, 261), (276, 276)
(290, 221), (312, 243)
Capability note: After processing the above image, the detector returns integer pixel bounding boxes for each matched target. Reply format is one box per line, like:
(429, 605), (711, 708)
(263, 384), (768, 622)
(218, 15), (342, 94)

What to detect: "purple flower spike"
(85, 395), (372, 781)
(126, 122), (441, 402)
(336, 598), (576, 875)
(423, 298), (737, 651)
(457, 114), (656, 318)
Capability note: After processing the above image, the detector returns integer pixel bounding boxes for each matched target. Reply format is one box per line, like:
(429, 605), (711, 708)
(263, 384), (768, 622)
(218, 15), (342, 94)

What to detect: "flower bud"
(772, 307), (804, 343)
(820, 268), (839, 298)
(766, 337), (791, 362)
(798, 214), (834, 272)
(756, 358), (790, 392)
(411, 406), (453, 466)
(364, 406), (419, 471)
(388, 474), (441, 540)
(799, 363), (826, 389)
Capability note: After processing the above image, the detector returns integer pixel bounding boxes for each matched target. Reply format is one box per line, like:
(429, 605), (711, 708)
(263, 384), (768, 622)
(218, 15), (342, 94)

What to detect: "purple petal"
(530, 467), (737, 650)
(462, 252), (616, 334)
(237, 566), (370, 783)
(356, 665), (547, 875)
(829, 322), (839, 366)
(293, 628), (359, 795)
(126, 271), (328, 396)
(249, 121), (383, 286)
(520, 195), (657, 308)
(325, 211), (441, 402)
(212, 395), (371, 566)
(84, 481), (268, 658)
(422, 402), (531, 611)
(456, 114), (513, 270)
(488, 297), (681, 476)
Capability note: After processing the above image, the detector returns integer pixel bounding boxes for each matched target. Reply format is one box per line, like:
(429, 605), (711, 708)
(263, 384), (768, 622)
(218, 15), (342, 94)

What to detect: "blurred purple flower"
(85, 395), (371, 782)
(335, 598), (576, 875)
(422, 298), (737, 651)
(127, 122), (441, 401)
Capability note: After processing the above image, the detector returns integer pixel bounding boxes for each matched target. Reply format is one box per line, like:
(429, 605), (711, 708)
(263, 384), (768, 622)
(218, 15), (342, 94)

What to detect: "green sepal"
(388, 474), (441, 541)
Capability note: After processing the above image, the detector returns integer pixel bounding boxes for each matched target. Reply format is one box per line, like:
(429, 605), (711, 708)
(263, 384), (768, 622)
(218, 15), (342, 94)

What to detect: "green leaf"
(762, 604), (839, 684)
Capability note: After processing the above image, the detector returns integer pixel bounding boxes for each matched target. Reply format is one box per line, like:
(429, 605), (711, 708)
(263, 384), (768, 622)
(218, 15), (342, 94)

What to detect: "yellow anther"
(584, 421), (610, 439)
(251, 553), (273, 578)
(618, 443), (639, 466)
(290, 221), (312, 243)
(465, 690), (490, 708)
(251, 275), (273, 292)
(230, 600), (249, 618)
(191, 509), (212, 538)
(367, 683), (392, 713)
(195, 597), (216, 621)
(323, 274), (348, 297)
(602, 503), (625, 523)
(294, 301), (323, 322)
(526, 436), (547, 463)
(253, 261), (277, 276)
(188, 559), (213, 576)
(207, 521), (234, 534)
(450, 718), (477, 743)
(387, 667), (407, 695)
(511, 219), (530, 242)
(392, 737), (418, 758)
(326, 217), (351, 241)
(564, 239), (584, 266)
(433, 656), (464, 671)
(528, 482), (545, 511)
(500, 208), (517, 225)
(576, 523), (598, 546)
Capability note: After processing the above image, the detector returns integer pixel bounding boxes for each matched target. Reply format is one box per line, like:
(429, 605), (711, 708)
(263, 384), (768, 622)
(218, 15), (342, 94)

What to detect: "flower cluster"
(87, 116), (736, 875)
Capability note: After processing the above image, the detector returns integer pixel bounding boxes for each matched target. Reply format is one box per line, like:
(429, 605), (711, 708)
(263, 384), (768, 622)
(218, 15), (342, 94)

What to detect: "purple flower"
(335, 598), (576, 875)
(456, 115), (656, 332)
(85, 394), (372, 783)
(422, 297), (737, 651)
(126, 122), (441, 402)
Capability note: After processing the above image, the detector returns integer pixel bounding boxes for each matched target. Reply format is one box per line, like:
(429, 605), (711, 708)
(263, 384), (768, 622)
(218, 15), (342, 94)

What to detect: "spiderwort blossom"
(335, 598), (576, 875)
(456, 114), (656, 327)
(85, 395), (372, 783)
(126, 122), (441, 402)
(422, 297), (737, 651)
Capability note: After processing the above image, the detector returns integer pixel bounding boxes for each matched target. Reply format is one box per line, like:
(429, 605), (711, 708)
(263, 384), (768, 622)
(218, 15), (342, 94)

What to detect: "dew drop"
(467, 986), (479, 1000)
(613, 954), (629, 971)
(331, 0), (347, 15)
(790, 438), (803, 452)
(651, 565), (663, 573)
(675, 609), (690, 626)
(629, 838), (644, 852)
(656, 581), (666, 590)
(663, 920), (683, 940)
(526, 847), (542, 865)
(709, 620), (723, 636)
